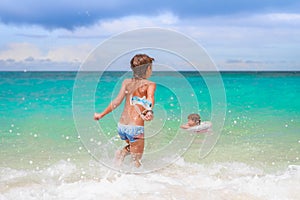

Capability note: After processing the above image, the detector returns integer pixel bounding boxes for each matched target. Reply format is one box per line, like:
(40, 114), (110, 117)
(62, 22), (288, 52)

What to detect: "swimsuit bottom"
(117, 123), (144, 142)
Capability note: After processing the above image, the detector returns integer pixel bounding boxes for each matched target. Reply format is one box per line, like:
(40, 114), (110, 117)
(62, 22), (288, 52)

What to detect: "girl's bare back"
(119, 78), (155, 126)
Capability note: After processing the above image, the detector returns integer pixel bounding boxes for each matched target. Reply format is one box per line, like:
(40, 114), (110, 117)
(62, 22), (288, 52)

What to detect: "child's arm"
(144, 82), (156, 121)
(180, 124), (190, 129)
(94, 80), (128, 120)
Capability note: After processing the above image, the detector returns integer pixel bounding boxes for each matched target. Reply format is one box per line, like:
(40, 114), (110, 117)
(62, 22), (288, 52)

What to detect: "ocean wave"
(0, 159), (299, 200)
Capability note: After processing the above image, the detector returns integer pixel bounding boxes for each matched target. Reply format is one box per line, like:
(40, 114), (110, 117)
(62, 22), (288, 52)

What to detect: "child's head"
(187, 113), (201, 126)
(130, 54), (154, 79)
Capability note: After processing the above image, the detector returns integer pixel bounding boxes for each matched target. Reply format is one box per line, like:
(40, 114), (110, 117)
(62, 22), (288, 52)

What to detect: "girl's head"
(130, 54), (154, 79)
(187, 113), (201, 126)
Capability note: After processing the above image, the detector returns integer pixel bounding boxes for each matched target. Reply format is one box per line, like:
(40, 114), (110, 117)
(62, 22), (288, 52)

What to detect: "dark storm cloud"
(0, 0), (299, 29)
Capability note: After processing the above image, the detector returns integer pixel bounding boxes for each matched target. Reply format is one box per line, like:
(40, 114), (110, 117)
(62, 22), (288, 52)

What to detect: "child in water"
(94, 54), (156, 168)
(180, 113), (201, 129)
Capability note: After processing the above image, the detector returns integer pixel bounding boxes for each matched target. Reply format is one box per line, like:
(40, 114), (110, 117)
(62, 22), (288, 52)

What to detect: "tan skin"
(180, 119), (199, 129)
(94, 66), (156, 167)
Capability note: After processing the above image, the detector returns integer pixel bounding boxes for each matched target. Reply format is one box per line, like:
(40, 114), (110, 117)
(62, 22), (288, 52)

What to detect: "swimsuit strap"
(130, 95), (152, 120)
(130, 95), (152, 110)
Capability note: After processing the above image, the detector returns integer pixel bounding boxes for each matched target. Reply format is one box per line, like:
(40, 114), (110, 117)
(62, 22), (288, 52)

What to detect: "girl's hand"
(94, 113), (104, 120)
(144, 111), (154, 121)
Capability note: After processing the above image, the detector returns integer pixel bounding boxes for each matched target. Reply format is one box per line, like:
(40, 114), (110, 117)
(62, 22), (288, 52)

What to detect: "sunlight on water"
(0, 71), (299, 199)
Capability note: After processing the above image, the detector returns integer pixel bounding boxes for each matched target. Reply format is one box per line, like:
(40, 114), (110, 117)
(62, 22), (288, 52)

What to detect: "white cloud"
(58, 12), (179, 38)
(0, 42), (93, 63)
(0, 42), (42, 61)
(0, 12), (299, 71)
(56, 11), (300, 51)
(46, 44), (93, 62)
(265, 13), (300, 23)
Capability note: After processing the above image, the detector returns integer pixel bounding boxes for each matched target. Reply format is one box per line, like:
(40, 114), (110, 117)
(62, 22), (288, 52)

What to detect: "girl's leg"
(130, 138), (144, 167)
(114, 140), (130, 166)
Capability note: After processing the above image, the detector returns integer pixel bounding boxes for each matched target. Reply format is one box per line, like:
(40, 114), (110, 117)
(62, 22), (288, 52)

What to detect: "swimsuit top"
(130, 95), (152, 110)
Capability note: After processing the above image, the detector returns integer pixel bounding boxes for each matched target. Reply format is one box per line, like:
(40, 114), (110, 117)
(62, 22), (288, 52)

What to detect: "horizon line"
(0, 70), (299, 73)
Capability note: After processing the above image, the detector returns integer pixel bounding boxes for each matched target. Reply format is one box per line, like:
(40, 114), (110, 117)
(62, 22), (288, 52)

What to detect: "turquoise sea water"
(1, 71), (299, 199)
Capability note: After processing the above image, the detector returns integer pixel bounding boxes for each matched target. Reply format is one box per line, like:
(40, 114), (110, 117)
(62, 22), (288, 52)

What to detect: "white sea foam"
(0, 159), (299, 200)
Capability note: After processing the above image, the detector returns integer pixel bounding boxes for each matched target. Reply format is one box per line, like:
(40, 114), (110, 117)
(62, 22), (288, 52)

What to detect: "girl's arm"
(180, 124), (190, 129)
(144, 82), (156, 121)
(94, 80), (128, 120)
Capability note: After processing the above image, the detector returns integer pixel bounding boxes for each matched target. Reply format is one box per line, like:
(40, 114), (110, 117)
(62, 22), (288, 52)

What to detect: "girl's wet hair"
(130, 54), (154, 79)
(188, 113), (201, 125)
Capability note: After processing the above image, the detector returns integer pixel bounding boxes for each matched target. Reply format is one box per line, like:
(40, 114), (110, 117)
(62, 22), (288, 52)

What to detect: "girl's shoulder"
(147, 81), (156, 88)
(145, 79), (156, 85)
(122, 78), (133, 85)
(123, 79), (156, 88)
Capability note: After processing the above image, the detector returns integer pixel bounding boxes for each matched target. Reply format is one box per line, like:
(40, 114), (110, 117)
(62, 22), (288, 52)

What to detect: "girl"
(94, 54), (156, 167)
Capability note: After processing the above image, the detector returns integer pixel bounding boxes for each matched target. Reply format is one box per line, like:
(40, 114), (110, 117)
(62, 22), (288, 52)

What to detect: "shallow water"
(0, 71), (299, 199)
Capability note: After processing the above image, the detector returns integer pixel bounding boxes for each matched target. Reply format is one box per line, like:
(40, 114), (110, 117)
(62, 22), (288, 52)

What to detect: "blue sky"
(0, 0), (299, 71)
